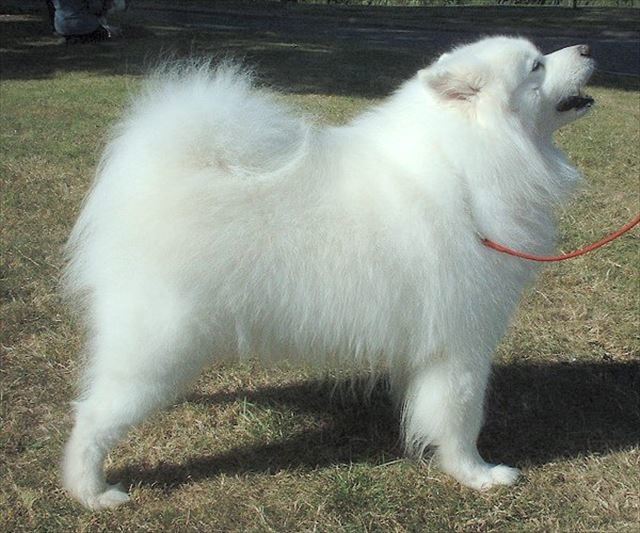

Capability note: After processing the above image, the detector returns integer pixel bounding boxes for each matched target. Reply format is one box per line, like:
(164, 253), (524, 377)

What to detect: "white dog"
(62, 36), (595, 509)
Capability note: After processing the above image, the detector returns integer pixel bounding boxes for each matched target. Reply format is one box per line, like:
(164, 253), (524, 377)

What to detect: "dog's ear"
(419, 64), (485, 102)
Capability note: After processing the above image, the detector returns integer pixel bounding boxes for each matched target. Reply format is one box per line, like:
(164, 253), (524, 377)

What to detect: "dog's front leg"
(402, 354), (520, 490)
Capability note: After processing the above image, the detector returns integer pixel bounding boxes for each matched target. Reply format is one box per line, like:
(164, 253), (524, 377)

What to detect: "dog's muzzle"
(556, 93), (595, 112)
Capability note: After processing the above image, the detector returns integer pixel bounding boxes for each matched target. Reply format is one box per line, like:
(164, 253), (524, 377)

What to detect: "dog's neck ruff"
(479, 213), (640, 262)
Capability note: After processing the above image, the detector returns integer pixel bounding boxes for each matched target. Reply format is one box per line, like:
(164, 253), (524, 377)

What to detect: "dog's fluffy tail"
(117, 60), (309, 177)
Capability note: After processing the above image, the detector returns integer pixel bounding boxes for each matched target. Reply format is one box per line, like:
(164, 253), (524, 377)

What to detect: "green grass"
(1, 1), (639, 531)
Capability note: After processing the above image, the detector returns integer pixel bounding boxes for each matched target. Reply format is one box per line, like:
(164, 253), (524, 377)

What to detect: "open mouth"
(556, 92), (595, 112)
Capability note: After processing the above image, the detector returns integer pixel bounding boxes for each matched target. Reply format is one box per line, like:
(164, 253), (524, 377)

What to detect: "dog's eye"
(531, 60), (544, 72)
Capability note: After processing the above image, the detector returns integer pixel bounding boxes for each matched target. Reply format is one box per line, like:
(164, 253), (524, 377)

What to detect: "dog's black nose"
(578, 44), (592, 57)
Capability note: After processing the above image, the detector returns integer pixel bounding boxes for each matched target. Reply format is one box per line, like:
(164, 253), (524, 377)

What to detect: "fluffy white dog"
(62, 36), (595, 509)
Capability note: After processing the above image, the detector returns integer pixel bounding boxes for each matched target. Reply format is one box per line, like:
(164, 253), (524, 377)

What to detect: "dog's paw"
(464, 464), (521, 491)
(484, 464), (521, 487)
(444, 461), (521, 491)
(83, 483), (131, 510)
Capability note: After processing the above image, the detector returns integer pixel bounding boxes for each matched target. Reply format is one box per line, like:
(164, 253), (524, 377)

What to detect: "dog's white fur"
(62, 37), (595, 509)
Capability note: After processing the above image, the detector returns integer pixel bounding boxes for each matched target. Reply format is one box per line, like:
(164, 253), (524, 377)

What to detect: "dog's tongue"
(556, 95), (595, 112)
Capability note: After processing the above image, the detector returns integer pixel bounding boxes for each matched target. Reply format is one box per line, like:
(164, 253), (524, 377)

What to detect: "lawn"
(1, 1), (639, 531)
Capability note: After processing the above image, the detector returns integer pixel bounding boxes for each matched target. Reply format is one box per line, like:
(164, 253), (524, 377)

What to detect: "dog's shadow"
(116, 361), (639, 493)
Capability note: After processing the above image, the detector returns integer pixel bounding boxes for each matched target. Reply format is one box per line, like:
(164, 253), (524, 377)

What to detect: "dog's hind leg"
(62, 287), (209, 510)
(402, 355), (520, 490)
(63, 376), (166, 509)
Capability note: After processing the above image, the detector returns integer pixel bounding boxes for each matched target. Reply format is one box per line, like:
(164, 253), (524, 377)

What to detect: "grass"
(1, 1), (639, 531)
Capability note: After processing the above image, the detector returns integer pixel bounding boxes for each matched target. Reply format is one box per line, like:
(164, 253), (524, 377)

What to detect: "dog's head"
(420, 37), (595, 136)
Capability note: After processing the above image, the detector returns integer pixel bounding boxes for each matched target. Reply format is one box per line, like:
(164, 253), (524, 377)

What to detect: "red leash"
(480, 213), (640, 262)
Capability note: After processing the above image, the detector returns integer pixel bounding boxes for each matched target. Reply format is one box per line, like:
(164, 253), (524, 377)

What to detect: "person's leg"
(53, 0), (101, 37)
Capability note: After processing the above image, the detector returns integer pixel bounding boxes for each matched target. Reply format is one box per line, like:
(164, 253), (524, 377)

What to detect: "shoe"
(65, 25), (114, 45)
